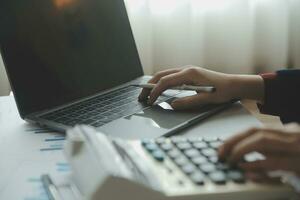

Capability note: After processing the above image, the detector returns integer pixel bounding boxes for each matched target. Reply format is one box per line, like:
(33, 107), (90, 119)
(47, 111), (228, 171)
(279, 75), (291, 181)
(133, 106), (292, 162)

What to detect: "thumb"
(171, 93), (213, 110)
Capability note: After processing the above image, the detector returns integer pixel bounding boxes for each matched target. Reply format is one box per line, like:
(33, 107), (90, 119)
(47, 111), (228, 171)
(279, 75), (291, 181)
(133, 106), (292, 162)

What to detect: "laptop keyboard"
(41, 86), (170, 127)
(141, 137), (245, 185)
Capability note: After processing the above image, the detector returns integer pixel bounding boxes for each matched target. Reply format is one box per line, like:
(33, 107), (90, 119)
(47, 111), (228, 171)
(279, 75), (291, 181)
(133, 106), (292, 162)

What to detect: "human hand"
(218, 123), (300, 181)
(138, 66), (264, 110)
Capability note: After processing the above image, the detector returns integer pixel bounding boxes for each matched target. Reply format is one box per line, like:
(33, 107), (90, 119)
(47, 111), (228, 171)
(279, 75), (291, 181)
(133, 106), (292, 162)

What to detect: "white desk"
(0, 95), (261, 199)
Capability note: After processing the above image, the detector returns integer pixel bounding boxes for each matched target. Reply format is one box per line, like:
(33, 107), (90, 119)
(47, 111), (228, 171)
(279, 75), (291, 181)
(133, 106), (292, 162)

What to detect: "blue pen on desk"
(41, 174), (63, 200)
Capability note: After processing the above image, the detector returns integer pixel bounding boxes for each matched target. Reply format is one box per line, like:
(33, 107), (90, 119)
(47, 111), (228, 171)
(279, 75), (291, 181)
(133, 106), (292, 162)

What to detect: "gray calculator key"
(209, 171), (227, 184)
(209, 156), (219, 164)
(191, 156), (208, 166)
(174, 156), (189, 167)
(201, 148), (217, 157)
(181, 164), (196, 175)
(193, 142), (208, 149)
(171, 137), (188, 144)
(216, 163), (230, 171)
(177, 142), (192, 150)
(209, 141), (222, 149)
(184, 149), (201, 158)
(190, 172), (205, 185)
(160, 143), (173, 152)
(168, 149), (181, 159)
(145, 143), (158, 152)
(152, 150), (165, 162)
(227, 170), (245, 183)
(155, 138), (166, 145)
(200, 163), (216, 174)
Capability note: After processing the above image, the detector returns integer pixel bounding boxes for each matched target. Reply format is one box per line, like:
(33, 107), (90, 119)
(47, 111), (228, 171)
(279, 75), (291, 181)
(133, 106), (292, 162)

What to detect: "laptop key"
(81, 119), (95, 125)
(55, 117), (71, 123)
(91, 121), (105, 127)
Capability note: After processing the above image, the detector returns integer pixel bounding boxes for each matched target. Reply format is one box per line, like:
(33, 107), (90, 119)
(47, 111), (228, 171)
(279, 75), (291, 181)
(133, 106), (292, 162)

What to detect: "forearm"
(229, 74), (265, 102)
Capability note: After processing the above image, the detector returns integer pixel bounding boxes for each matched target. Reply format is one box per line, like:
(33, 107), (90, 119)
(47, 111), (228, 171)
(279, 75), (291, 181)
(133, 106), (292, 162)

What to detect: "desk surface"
(0, 95), (278, 199)
(242, 100), (283, 127)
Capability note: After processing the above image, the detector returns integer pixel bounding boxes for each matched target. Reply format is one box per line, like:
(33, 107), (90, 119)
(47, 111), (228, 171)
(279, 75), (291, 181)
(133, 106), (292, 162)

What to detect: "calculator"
(63, 125), (295, 200)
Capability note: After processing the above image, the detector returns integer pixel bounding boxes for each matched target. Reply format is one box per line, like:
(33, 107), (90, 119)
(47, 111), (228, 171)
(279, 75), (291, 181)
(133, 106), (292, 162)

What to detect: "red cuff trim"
(260, 72), (277, 79)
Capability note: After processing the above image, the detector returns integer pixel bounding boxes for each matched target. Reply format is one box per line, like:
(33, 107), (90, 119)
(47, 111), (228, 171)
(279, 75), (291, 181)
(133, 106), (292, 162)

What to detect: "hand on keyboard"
(219, 123), (300, 183)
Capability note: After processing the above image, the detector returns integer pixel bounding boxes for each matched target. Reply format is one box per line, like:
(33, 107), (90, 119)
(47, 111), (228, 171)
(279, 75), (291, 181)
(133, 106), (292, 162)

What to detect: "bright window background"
(125, 0), (300, 75)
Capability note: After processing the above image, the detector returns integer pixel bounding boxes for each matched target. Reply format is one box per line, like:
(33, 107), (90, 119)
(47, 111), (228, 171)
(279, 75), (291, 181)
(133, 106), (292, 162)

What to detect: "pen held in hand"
(132, 83), (216, 93)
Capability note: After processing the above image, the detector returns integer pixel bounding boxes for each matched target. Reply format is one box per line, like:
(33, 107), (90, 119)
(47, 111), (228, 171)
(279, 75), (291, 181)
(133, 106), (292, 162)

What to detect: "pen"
(132, 83), (216, 93)
(41, 174), (63, 200)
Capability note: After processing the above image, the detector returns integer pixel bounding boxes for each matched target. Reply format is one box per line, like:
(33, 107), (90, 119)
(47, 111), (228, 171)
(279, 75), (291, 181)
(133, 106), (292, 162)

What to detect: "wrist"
(229, 74), (265, 102)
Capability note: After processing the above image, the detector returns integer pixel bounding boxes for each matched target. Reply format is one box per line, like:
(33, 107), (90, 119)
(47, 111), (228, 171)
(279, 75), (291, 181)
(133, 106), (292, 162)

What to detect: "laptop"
(0, 0), (233, 139)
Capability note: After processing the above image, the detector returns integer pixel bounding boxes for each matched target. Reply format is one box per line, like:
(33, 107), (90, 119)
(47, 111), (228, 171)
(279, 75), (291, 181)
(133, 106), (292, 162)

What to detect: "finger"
(138, 68), (181, 101)
(148, 70), (193, 104)
(229, 131), (300, 163)
(245, 172), (281, 184)
(239, 155), (300, 172)
(171, 93), (212, 110)
(218, 127), (259, 161)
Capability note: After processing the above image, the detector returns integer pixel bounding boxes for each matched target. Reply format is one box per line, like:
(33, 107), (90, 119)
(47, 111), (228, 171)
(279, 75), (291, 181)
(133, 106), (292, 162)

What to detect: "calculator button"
(168, 149), (181, 159)
(184, 149), (201, 158)
(160, 143), (173, 152)
(227, 170), (245, 183)
(174, 156), (189, 167)
(171, 137), (188, 144)
(203, 138), (219, 143)
(177, 142), (192, 150)
(188, 138), (203, 143)
(199, 163), (216, 174)
(155, 138), (166, 145)
(201, 148), (217, 157)
(209, 141), (222, 149)
(216, 163), (230, 171)
(181, 164), (196, 175)
(209, 156), (219, 164)
(190, 172), (205, 185)
(151, 150), (165, 162)
(191, 156), (208, 166)
(216, 162), (230, 171)
(145, 143), (158, 152)
(192, 141), (208, 149)
(209, 171), (227, 184)
(141, 139), (153, 146)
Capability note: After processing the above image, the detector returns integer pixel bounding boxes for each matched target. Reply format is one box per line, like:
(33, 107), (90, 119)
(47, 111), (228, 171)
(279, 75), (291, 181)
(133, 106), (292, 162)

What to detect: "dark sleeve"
(257, 69), (300, 123)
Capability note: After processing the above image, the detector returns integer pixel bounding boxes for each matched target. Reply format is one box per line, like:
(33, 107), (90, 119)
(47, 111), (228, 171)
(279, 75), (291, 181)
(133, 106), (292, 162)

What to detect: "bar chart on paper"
(0, 126), (70, 200)
(0, 95), (71, 200)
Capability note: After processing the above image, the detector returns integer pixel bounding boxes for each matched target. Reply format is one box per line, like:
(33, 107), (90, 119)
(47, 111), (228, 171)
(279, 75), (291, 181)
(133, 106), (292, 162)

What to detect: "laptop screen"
(0, 0), (143, 117)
